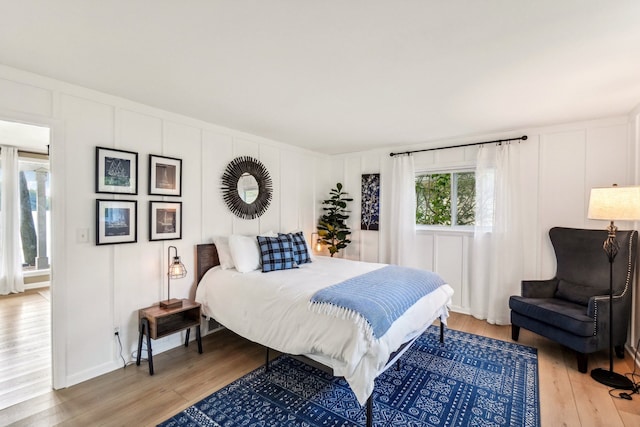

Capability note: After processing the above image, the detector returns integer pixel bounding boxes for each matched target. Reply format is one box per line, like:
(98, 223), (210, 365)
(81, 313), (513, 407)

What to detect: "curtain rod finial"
(522, 135), (528, 140)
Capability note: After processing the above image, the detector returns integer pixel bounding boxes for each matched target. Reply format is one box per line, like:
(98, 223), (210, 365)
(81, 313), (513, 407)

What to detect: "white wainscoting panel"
(257, 144), (281, 234)
(538, 130), (587, 277)
(201, 130), (234, 238)
(0, 77), (52, 117)
(361, 230), (380, 264)
(412, 232), (435, 271)
(434, 233), (466, 310)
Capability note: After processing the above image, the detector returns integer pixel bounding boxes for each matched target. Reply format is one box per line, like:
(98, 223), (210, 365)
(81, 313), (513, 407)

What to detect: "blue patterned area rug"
(159, 326), (539, 426)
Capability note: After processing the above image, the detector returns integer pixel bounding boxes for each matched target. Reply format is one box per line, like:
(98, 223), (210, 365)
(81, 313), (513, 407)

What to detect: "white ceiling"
(1, 1), (640, 154)
(0, 120), (49, 151)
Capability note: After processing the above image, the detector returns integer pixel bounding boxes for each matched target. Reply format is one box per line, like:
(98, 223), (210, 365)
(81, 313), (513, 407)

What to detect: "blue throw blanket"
(309, 265), (447, 339)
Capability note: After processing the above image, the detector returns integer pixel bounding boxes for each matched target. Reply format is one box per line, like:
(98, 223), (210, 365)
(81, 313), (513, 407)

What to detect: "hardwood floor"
(0, 289), (51, 413)
(1, 309), (639, 426)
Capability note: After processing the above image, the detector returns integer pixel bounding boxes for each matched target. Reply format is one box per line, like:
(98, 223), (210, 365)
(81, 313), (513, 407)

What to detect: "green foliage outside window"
(416, 173), (451, 225)
(415, 172), (475, 226)
(455, 173), (475, 225)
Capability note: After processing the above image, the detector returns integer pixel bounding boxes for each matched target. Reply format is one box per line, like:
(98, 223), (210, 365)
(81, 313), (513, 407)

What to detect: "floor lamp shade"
(161, 245), (187, 309)
(588, 186), (640, 221)
(587, 185), (640, 390)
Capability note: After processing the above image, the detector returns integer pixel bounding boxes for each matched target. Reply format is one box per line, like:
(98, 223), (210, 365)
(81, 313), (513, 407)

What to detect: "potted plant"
(317, 182), (353, 257)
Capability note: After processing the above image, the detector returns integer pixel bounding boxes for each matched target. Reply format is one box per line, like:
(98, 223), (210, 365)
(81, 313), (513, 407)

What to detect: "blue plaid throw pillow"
(257, 235), (298, 272)
(279, 231), (312, 265)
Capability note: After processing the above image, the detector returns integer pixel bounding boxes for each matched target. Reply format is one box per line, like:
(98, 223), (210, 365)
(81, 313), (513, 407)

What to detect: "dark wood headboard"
(196, 244), (220, 284)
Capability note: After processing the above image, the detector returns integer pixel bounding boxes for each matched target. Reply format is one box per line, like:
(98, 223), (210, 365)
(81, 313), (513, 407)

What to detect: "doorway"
(0, 119), (51, 409)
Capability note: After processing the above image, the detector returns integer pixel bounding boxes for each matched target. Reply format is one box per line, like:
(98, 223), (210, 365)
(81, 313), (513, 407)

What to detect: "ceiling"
(0, 120), (49, 151)
(2, 1), (640, 155)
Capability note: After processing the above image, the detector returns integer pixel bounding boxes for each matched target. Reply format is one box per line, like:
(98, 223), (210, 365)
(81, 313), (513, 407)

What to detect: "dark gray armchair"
(509, 227), (637, 373)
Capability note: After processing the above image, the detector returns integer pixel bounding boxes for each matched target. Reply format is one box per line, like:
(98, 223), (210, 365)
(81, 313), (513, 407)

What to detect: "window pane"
(415, 173), (451, 225)
(19, 169), (37, 267)
(19, 160), (50, 271)
(415, 171), (475, 226)
(455, 172), (475, 225)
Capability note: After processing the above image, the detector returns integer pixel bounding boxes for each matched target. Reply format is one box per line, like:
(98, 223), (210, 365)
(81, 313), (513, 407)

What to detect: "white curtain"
(390, 154), (416, 266)
(471, 143), (523, 324)
(0, 146), (25, 295)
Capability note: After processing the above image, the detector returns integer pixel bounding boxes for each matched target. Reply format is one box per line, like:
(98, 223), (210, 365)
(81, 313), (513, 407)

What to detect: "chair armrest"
(587, 294), (627, 320)
(521, 279), (558, 298)
(587, 294), (631, 348)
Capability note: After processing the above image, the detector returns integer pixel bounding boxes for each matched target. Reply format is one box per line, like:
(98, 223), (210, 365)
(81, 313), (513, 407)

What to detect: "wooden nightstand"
(136, 299), (202, 375)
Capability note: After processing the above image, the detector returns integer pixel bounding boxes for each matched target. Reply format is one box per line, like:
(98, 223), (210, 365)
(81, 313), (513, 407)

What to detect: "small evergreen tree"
(317, 183), (353, 257)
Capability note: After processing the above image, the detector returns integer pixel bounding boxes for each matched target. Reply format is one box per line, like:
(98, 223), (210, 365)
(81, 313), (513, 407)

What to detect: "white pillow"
(212, 236), (234, 270)
(228, 234), (261, 273)
(228, 232), (279, 273)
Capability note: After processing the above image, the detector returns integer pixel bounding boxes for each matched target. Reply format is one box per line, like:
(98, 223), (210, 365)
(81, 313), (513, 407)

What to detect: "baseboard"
(625, 341), (640, 372)
(64, 361), (121, 388)
(449, 306), (471, 315)
(24, 281), (50, 291)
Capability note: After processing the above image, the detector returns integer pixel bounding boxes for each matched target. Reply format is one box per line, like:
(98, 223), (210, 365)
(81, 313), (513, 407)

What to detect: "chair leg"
(511, 325), (520, 341)
(576, 352), (588, 373)
(615, 345), (625, 359)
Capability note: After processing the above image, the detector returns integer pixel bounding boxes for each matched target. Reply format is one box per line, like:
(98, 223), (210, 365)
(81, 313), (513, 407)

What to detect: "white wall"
(330, 116), (636, 315)
(0, 64), (330, 388)
(630, 103), (640, 349)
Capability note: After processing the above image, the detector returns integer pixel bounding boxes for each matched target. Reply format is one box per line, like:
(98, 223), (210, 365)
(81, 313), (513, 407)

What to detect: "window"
(19, 157), (50, 271)
(415, 171), (475, 226)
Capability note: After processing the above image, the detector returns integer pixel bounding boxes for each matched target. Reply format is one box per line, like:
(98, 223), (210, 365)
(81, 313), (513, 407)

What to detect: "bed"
(194, 242), (454, 426)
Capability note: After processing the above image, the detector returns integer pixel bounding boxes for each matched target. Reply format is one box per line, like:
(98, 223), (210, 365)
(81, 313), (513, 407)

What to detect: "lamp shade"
(169, 256), (187, 279)
(588, 186), (640, 221)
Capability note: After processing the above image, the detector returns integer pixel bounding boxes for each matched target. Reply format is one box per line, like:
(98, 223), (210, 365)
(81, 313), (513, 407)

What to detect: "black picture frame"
(95, 147), (138, 194)
(149, 201), (183, 241)
(361, 173), (380, 231)
(96, 199), (137, 245)
(149, 154), (182, 196)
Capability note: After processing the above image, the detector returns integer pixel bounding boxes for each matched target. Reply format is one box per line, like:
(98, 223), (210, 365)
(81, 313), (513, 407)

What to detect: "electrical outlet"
(114, 326), (120, 335)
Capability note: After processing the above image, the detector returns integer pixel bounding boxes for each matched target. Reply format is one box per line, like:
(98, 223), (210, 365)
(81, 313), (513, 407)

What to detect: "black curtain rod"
(389, 135), (528, 157)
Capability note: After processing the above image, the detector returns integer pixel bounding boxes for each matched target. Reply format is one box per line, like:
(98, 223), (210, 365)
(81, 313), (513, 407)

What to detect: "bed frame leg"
(366, 395), (373, 427)
(440, 320), (445, 343)
(265, 347), (270, 372)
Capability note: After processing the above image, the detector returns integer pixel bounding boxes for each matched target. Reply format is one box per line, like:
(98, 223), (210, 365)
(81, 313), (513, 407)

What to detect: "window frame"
(415, 166), (476, 231)
(18, 153), (51, 274)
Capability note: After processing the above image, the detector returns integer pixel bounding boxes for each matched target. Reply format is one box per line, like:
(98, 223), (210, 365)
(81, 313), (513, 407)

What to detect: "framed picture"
(96, 199), (137, 245)
(149, 154), (182, 196)
(149, 201), (182, 241)
(361, 173), (380, 230)
(95, 147), (138, 194)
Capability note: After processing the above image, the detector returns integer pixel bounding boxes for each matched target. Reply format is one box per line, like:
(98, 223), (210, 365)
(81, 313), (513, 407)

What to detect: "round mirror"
(237, 173), (259, 204)
(221, 156), (272, 219)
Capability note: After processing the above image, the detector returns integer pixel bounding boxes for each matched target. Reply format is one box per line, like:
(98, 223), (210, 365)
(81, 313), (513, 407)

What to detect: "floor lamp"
(587, 184), (640, 390)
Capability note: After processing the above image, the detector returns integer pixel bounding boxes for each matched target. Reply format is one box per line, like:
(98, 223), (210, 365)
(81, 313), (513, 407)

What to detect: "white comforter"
(195, 256), (453, 405)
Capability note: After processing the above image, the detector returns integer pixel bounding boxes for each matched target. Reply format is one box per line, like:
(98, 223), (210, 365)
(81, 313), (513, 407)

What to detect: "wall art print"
(96, 199), (137, 245)
(361, 173), (380, 231)
(149, 154), (182, 196)
(95, 146), (138, 194)
(149, 201), (182, 241)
